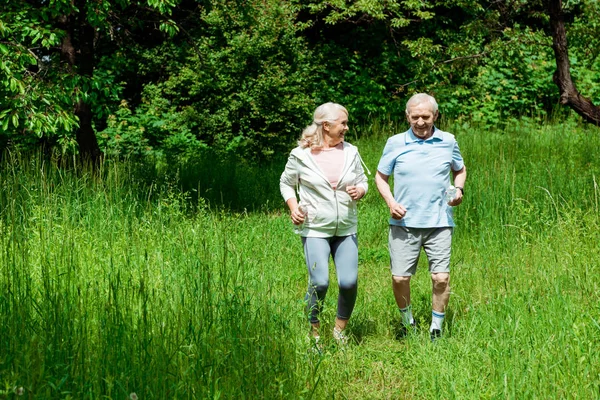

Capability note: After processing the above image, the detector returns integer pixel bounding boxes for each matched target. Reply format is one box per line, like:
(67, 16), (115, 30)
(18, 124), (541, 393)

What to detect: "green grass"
(1, 120), (599, 399)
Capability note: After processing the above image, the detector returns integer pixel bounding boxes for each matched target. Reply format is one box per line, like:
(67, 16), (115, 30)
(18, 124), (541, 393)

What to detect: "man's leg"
(389, 226), (421, 328)
(423, 228), (452, 339)
(392, 275), (411, 309)
(392, 275), (414, 326)
(431, 272), (450, 313)
(430, 272), (450, 337)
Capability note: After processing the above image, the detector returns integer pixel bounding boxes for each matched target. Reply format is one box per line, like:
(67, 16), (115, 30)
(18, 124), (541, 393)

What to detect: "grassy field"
(1, 120), (599, 399)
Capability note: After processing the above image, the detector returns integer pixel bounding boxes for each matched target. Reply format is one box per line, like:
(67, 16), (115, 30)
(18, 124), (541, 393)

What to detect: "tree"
(0, 0), (179, 161)
(104, 0), (318, 161)
(546, 0), (600, 125)
(298, 0), (600, 124)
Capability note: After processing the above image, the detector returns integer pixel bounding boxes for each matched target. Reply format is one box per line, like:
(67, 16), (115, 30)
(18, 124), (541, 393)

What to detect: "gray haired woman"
(280, 102), (369, 346)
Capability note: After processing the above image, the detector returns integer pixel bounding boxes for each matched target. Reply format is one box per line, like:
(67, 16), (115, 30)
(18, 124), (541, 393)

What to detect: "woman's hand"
(346, 185), (365, 200)
(290, 206), (307, 225)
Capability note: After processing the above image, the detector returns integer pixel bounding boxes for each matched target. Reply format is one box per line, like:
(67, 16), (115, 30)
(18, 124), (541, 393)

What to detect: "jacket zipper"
(332, 153), (355, 237)
(299, 147), (356, 236)
(336, 153), (355, 187)
(333, 190), (339, 236)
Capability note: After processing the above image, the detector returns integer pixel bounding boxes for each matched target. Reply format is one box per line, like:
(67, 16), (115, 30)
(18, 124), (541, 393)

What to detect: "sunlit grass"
(1, 120), (599, 398)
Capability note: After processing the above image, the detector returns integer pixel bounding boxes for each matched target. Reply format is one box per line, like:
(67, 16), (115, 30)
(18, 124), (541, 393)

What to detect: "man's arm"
(375, 171), (406, 220)
(448, 166), (467, 206)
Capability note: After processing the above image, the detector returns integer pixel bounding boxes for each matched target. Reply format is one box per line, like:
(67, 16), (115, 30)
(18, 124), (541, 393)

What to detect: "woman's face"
(323, 111), (349, 145)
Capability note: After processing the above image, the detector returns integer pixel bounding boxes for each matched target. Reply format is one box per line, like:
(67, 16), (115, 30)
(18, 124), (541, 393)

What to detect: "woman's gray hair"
(405, 93), (438, 114)
(298, 102), (348, 149)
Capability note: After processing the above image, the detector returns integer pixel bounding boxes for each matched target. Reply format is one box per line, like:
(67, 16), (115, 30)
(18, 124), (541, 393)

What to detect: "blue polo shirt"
(377, 127), (464, 228)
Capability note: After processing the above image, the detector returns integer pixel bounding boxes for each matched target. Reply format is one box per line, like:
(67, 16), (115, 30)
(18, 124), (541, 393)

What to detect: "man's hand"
(448, 190), (463, 207)
(450, 167), (466, 207)
(376, 172), (406, 220)
(389, 202), (407, 220)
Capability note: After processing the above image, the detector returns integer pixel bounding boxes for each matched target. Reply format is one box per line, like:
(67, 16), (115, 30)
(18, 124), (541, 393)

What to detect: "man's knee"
(392, 275), (411, 286)
(431, 273), (450, 290)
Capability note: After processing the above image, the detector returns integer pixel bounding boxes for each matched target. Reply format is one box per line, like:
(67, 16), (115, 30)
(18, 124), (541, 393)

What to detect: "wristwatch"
(455, 186), (464, 195)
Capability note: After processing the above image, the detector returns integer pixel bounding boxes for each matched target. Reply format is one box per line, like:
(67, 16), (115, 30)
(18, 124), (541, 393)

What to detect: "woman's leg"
(331, 234), (358, 330)
(302, 237), (332, 333)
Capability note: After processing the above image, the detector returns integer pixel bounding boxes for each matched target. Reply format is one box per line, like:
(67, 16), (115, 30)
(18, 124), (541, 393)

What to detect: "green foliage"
(312, 41), (402, 124)
(297, 0), (594, 126)
(0, 0), (180, 155)
(450, 27), (558, 124)
(567, 0), (600, 105)
(117, 0), (318, 161)
(296, 1), (438, 123)
(98, 99), (209, 160)
(2, 0), (600, 159)
(302, 0), (433, 27)
(0, 3), (78, 148)
(98, 101), (155, 157)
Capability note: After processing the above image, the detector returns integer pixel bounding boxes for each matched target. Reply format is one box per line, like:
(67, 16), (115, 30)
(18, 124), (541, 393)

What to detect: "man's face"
(406, 102), (438, 139)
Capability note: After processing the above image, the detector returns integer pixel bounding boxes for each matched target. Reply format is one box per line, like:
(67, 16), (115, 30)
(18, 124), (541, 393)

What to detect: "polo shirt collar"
(407, 126), (442, 143)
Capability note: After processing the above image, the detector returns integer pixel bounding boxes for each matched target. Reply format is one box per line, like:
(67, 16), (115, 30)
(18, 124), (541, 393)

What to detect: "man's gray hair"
(405, 93), (438, 114)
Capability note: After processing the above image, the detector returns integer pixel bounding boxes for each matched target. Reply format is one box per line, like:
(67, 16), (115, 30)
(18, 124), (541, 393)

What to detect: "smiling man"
(375, 93), (467, 341)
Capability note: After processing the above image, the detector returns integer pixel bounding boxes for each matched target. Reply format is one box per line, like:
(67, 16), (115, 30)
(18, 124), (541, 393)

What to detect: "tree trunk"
(59, 1), (102, 163)
(546, 0), (600, 125)
(75, 0), (101, 163)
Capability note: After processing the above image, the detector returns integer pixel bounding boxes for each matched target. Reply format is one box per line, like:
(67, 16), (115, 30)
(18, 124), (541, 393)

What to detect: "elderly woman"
(280, 102), (369, 346)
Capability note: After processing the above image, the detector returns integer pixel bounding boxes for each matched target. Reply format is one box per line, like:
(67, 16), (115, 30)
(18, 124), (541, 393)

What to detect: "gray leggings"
(302, 235), (358, 324)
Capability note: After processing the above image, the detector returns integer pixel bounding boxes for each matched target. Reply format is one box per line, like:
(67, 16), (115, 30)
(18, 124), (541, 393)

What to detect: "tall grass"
(1, 120), (599, 398)
(0, 153), (311, 398)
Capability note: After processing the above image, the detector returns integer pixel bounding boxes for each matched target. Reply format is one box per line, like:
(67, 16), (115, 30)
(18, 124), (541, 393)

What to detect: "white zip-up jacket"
(280, 142), (369, 238)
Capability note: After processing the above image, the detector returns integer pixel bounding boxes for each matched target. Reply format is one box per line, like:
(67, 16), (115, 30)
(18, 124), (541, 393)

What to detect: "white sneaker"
(308, 335), (322, 354)
(333, 327), (348, 346)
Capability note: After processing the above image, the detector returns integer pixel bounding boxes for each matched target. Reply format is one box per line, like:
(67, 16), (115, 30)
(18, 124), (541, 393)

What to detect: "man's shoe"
(430, 329), (442, 342)
(397, 322), (416, 338)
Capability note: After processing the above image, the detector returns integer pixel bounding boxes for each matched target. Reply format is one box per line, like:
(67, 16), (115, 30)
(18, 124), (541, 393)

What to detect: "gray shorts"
(388, 226), (453, 276)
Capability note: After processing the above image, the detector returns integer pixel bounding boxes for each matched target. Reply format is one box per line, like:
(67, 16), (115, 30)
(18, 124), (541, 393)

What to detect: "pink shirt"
(311, 143), (344, 189)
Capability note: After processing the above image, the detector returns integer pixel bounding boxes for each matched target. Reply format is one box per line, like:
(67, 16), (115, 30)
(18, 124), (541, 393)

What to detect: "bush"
(108, 0), (319, 162)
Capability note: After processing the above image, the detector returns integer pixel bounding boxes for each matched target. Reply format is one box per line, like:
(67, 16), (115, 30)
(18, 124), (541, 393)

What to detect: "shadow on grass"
(350, 318), (379, 344)
(129, 150), (289, 213)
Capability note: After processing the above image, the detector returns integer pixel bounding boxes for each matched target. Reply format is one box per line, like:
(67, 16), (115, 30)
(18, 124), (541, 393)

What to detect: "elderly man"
(375, 93), (467, 341)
